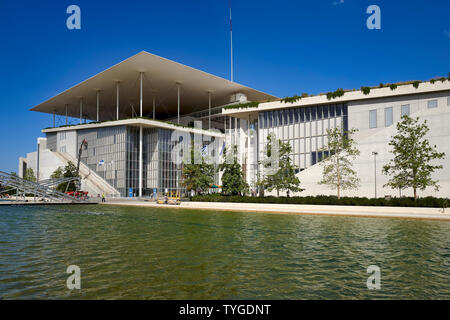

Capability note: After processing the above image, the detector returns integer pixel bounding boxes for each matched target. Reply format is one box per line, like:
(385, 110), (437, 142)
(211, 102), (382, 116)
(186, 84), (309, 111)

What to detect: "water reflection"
(0, 205), (449, 299)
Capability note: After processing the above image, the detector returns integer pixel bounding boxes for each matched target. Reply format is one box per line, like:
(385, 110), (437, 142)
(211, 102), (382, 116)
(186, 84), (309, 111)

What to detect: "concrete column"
(36, 139), (40, 183)
(65, 104), (68, 125)
(176, 83), (181, 124)
(139, 72), (143, 117)
(139, 125), (143, 197)
(116, 81), (120, 121)
(208, 91), (212, 130)
(153, 95), (155, 120)
(96, 90), (100, 122)
(79, 98), (83, 125)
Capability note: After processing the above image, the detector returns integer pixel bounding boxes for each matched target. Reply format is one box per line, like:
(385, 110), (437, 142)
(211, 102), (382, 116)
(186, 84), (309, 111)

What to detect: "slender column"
(65, 104), (68, 125)
(177, 83), (180, 124)
(139, 73), (143, 117)
(116, 81), (120, 121)
(96, 90), (100, 122)
(139, 125), (143, 198)
(36, 139), (40, 183)
(208, 91), (212, 130)
(79, 98), (83, 124)
(152, 96), (155, 120)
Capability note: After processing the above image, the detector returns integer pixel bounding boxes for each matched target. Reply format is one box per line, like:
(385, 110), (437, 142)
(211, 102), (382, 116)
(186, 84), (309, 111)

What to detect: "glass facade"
(257, 103), (348, 170)
(72, 126), (219, 197)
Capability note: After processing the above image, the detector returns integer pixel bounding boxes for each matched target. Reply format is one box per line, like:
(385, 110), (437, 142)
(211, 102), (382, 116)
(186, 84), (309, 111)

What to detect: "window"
(369, 109), (377, 128)
(305, 107), (311, 121)
(401, 104), (410, 117)
(385, 107), (393, 127)
(428, 99), (438, 109)
(323, 105), (329, 119)
(311, 107), (317, 121)
(447, 97), (450, 106)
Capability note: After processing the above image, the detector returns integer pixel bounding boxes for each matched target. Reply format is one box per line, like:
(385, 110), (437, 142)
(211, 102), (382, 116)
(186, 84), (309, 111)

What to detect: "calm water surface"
(0, 204), (449, 299)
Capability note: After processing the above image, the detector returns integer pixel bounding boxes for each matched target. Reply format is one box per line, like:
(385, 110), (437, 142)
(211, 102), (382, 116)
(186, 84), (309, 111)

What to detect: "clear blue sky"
(0, 0), (449, 173)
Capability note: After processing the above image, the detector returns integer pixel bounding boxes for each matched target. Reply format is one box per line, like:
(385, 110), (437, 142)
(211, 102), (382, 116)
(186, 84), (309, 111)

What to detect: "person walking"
(101, 192), (106, 203)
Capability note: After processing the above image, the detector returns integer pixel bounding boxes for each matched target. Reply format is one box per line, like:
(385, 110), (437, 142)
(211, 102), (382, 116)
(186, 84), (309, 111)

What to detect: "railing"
(0, 171), (87, 203)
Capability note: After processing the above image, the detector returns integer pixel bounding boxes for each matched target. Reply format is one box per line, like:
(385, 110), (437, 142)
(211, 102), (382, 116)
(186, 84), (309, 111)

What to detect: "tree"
(24, 168), (36, 182)
(219, 145), (248, 196)
(383, 115), (445, 199)
(259, 132), (301, 196)
(319, 127), (360, 199)
(56, 161), (79, 192)
(50, 167), (63, 179)
(181, 142), (215, 196)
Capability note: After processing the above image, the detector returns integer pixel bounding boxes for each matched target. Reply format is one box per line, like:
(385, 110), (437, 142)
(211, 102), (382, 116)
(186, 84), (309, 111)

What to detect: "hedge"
(191, 194), (448, 208)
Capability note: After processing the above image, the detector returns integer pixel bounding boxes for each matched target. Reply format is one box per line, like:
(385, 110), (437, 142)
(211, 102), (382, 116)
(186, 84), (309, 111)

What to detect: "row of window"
(369, 98), (449, 129)
(258, 104), (348, 129)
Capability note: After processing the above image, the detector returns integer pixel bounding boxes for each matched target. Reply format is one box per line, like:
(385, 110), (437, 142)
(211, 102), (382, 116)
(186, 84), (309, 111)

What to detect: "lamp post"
(372, 151), (378, 199)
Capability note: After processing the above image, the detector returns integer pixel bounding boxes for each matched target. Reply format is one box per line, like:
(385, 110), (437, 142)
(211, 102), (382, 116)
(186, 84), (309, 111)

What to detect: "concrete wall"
(292, 90), (450, 198)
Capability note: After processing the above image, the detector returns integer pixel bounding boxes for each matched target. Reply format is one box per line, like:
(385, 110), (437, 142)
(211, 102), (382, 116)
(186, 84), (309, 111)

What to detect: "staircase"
(54, 152), (120, 197)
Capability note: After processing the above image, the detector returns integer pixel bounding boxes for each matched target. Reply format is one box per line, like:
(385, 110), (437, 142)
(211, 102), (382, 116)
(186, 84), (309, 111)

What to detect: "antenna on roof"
(229, 0), (233, 82)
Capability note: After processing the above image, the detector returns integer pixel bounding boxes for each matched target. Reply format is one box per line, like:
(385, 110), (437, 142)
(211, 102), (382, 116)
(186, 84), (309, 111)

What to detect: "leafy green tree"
(50, 167), (63, 179)
(219, 145), (248, 196)
(24, 168), (36, 182)
(56, 161), (79, 192)
(259, 133), (301, 197)
(319, 127), (360, 199)
(383, 115), (445, 199)
(181, 142), (215, 196)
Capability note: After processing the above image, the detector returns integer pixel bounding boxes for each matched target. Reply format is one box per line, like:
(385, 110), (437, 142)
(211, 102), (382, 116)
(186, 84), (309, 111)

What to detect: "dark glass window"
(289, 109), (294, 124)
(305, 107), (311, 121)
(311, 107), (317, 121)
(330, 105), (335, 117)
(274, 111), (278, 126)
(343, 104), (348, 116)
(318, 151), (323, 162)
(323, 105), (329, 118)
(300, 108), (305, 122)
(343, 116), (349, 132)
(264, 112), (268, 129)
(311, 152), (317, 165)
(336, 104), (342, 116)
(269, 111), (273, 127)
(317, 106), (323, 120)
(294, 108), (299, 123)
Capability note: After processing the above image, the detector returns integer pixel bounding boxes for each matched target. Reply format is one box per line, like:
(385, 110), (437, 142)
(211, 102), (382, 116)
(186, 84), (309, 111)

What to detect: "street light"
(372, 151), (378, 198)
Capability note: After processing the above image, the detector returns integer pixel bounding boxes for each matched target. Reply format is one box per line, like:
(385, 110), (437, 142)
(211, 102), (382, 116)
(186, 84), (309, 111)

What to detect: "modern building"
(19, 51), (450, 198)
(19, 51), (276, 197)
(224, 80), (450, 198)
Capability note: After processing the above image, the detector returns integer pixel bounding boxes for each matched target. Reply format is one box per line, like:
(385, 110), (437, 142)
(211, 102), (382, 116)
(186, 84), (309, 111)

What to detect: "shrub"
(430, 79), (436, 84)
(281, 95), (302, 104)
(412, 81), (421, 89)
(361, 86), (371, 95)
(326, 88), (345, 100)
(439, 77), (447, 83)
(389, 84), (398, 91)
(191, 194), (448, 208)
(379, 83), (384, 88)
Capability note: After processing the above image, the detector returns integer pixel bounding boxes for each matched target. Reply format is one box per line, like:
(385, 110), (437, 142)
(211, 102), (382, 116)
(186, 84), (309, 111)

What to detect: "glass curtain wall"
(258, 103), (348, 170)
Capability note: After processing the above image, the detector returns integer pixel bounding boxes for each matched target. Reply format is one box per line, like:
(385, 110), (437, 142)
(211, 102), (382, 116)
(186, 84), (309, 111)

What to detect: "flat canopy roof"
(31, 51), (277, 120)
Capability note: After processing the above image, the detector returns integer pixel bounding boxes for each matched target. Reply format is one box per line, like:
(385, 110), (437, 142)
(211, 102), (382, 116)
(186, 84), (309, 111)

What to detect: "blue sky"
(0, 0), (449, 172)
